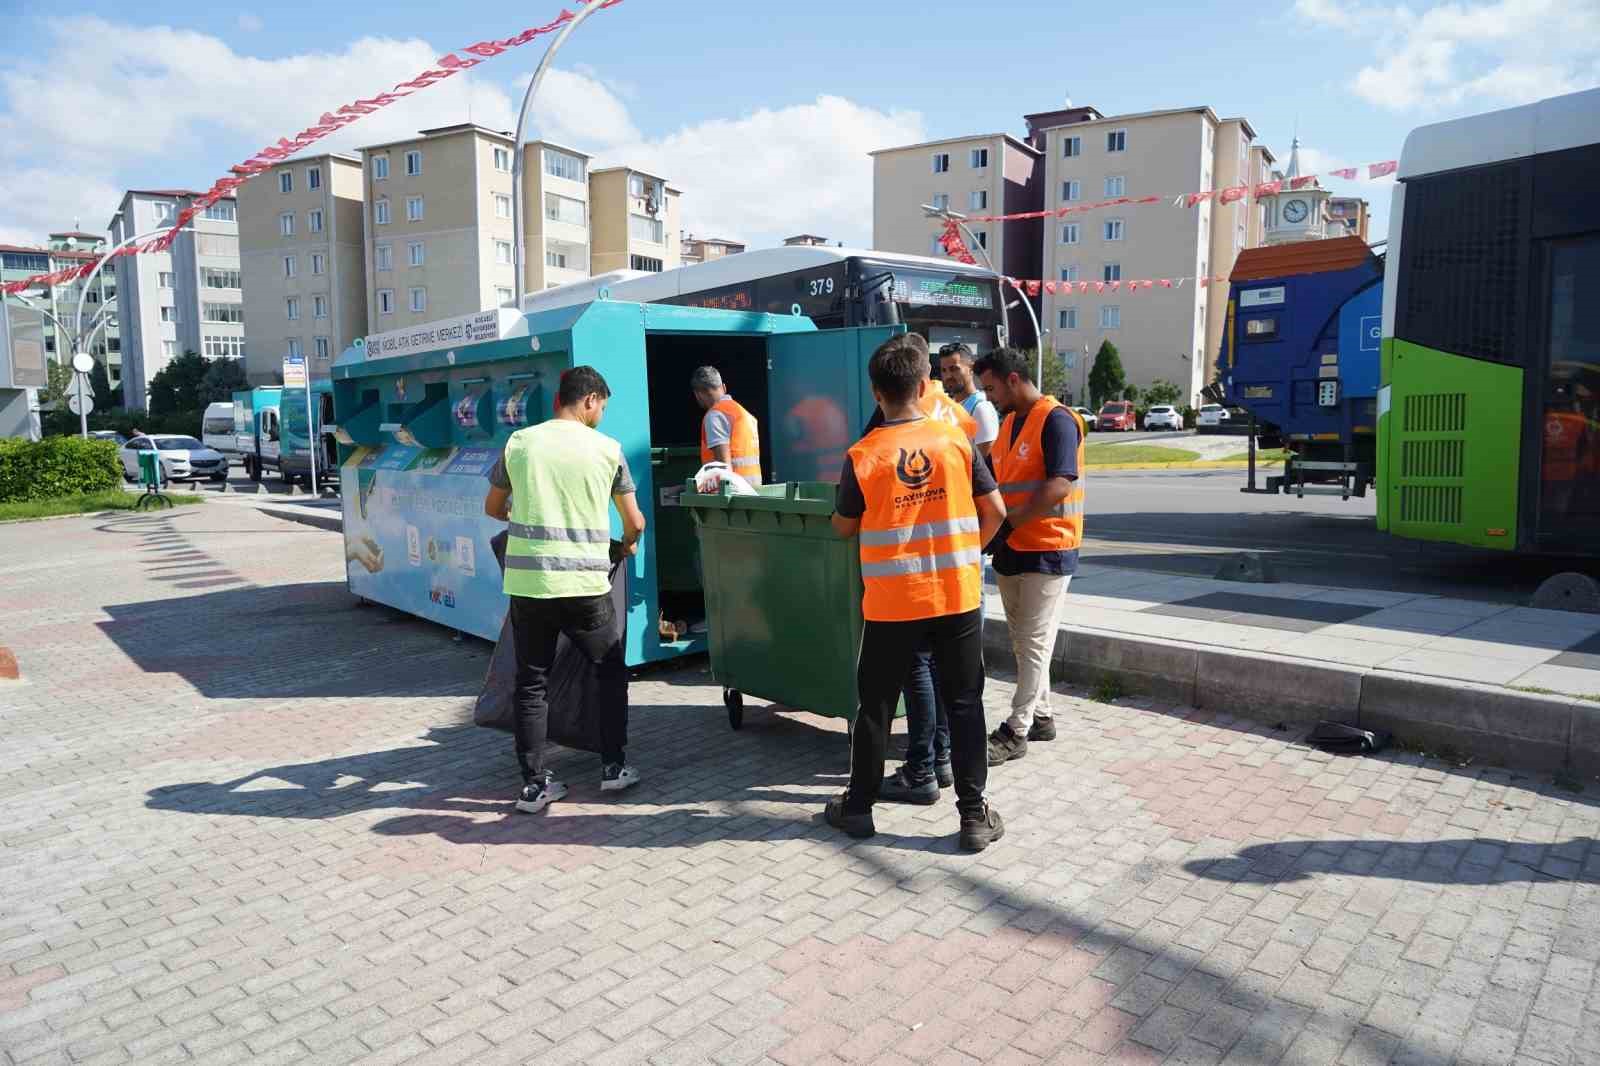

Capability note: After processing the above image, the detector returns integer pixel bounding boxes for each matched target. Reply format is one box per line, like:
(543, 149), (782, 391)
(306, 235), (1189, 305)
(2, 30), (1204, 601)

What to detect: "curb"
(253, 504), (342, 534)
(982, 618), (1600, 774)
(1085, 459), (1286, 471)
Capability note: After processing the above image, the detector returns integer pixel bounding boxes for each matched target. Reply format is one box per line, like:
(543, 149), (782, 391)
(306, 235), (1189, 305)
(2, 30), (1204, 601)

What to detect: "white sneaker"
(515, 777), (569, 813)
(600, 763), (639, 792)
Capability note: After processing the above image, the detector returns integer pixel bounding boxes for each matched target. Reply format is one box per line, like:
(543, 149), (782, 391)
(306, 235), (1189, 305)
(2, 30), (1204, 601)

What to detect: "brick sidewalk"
(2, 507), (1598, 1065)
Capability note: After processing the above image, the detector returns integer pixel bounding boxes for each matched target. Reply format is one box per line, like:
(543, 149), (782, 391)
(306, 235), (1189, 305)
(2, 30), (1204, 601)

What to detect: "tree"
(1087, 340), (1126, 409)
(200, 358), (249, 404)
(41, 362), (74, 407)
(145, 351), (208, 415)
(1033, 345), (1071, 404)
(1122, 384), (1141, 403)
(1144, 379), (1183, 407)
(89, 357), (118, 411)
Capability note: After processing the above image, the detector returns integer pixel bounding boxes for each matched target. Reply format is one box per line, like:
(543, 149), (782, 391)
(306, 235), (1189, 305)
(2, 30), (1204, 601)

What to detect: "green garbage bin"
(683, 480), (873, 730)
(137, 450), (163, 490)
(649, 446), (704, 593)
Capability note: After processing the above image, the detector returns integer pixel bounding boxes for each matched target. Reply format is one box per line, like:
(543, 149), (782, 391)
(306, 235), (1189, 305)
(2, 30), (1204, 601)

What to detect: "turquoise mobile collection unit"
(331, 298), (895, 667)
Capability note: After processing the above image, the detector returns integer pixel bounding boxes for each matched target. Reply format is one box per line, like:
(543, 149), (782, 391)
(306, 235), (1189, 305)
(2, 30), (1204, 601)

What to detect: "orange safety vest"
(918, 380), (979, 441)
(847, 418), (983, 622)
(700, 396), (762, 482)
(991, 395), (1085, 552)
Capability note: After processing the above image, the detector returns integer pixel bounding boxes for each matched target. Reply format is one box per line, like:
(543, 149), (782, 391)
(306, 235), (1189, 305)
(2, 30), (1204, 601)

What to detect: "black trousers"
(846, 607), (987, 817)
(509, 592), (628, 779)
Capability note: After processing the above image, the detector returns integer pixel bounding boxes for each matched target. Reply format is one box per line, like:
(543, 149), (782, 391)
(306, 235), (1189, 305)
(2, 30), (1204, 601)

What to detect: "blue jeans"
(902, 644), (951, 781)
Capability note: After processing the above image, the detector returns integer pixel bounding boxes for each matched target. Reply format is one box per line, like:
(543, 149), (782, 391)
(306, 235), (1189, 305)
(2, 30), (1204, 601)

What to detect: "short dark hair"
(973, 346), (1035, 386)
(938, 342), (973, 364)
(868, 337), (931, 405)
(557, 365), (612, 407)
(901, 332), (930, 358)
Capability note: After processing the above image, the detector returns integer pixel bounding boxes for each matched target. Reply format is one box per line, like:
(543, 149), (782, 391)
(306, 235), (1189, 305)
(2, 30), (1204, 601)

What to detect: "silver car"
(120, 434), (229, 483)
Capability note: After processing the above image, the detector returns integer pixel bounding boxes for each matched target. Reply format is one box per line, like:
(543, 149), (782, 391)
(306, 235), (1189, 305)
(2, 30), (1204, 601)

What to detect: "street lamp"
(920, 202), (1046, 386)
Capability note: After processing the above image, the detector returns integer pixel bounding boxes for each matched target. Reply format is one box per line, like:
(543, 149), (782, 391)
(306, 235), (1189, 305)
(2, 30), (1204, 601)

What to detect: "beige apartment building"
(589, 167), (681, 275)
(238, 154), (366, 384)
(681, 235), (744, 265)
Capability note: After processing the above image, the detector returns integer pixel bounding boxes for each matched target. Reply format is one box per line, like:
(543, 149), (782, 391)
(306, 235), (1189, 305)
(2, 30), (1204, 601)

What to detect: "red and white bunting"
(1003, 274), (1231, 294)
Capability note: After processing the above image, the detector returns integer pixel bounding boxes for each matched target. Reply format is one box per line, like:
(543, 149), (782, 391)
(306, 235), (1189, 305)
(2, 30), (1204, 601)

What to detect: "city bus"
(519, 246), (1012, 354)
(1377, 86), (1600, 555)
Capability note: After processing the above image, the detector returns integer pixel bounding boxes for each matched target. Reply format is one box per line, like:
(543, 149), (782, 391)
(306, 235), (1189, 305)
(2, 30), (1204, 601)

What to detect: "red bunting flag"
(1043, 281), (1056, 295)
(1159, 279), (1173, 288)
(1290, 175), (1318, 190)
(1253, 180), (1283, 199)
(1026, 281), (1041, 297)
(1329, 167), (1358, 180)
(1186, 191), (1212, 207)
(1219, 185), (1248, 204)
(1094, 282), (1106, 294)
(1368, 160), (1398, 179)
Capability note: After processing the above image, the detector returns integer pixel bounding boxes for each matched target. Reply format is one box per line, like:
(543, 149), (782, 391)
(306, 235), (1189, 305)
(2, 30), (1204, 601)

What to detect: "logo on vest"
(896, 448), (934, 488)
(1017, 442), (1032, 460)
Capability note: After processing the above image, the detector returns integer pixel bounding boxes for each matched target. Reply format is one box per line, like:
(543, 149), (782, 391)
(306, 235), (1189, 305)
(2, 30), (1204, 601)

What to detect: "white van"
(201, 402), (238, 460)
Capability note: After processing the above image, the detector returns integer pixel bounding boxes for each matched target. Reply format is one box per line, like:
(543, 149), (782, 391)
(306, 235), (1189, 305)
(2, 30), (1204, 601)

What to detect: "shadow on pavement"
(1184, 837), (1600, 886)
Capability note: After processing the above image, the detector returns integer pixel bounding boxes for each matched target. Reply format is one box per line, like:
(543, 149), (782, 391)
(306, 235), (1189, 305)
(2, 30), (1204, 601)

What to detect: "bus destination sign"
(892, 272), (993, 310)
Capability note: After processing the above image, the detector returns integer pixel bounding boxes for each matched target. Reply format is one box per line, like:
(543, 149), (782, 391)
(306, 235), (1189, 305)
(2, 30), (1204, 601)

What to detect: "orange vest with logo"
(847, 418), (983, 622)
(701, 396), (762, 482)
(991, 396), (1085, 552)
(919, 380), (979, 441)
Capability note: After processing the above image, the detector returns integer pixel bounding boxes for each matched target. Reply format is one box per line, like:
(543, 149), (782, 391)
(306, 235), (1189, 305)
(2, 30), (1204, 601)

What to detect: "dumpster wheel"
(723, 688), (744, 730)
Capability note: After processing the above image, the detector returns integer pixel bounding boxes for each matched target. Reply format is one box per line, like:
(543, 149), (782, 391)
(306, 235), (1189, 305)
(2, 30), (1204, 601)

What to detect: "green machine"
(331, 300), (895, 666)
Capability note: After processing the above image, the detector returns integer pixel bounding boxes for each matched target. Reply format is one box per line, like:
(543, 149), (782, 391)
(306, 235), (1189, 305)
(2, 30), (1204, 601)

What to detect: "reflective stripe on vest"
(502, 420), (620, 598)
(700, 396), (762, 481)
(991, 395), (1085, 552)
(847, 418), (982, 622)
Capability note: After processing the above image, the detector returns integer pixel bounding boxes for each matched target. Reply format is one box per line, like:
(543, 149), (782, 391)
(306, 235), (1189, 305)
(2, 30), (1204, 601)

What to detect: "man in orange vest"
(829, 336), (1008, 850)
(973, 347), (1085, 766)
(692, 366), (762, 484)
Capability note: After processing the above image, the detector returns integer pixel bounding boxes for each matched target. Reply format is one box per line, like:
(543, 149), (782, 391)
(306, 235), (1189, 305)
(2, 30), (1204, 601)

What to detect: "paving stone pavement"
(3, 505), (1600, 1066)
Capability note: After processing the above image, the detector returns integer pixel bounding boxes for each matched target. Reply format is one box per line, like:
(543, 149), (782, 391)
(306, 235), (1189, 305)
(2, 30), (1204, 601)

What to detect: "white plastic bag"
(694, 462), (757, 496)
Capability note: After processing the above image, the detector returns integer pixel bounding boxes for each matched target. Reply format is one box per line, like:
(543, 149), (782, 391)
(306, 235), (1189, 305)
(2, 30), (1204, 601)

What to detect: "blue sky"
(2, 0), (1595, 254)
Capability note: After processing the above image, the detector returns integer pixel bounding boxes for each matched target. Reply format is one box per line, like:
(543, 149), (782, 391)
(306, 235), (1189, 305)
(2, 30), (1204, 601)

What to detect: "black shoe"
(515, 772), (569, 813)
(824, 794), (876, 838)
(880, 766), (939, 806)
(934, 759), (954, 788)
(987, 723), (1028, 766)
(959, 803), (1005, 852)
(1027, 717), (1057, 742)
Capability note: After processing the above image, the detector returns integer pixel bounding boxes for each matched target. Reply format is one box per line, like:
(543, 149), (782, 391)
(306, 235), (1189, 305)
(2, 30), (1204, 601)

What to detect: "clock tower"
(1261, 138), (1334, 246)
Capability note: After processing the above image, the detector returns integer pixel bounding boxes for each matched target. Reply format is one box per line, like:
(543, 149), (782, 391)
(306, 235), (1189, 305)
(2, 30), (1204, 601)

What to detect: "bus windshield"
(876, 263), (1003, 354)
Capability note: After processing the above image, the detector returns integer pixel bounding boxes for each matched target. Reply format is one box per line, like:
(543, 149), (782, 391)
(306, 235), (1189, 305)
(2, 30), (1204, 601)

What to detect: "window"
(203, 202), (236, 222)
(1103, 263), (1122, 282)
(409, 287), (426, 313)
(1059, 307), (1079, 329)
(1062, 180), (1080, 202)
(283, 255), (296, 278)
(278, 171), (293, 194)
(1060, 265), (1079, 283)
(158, 272), (175, 288)
(285, 297), (300, 321)
(930, 234), (945, 256)
(404, 150), (422, 176)
(153, 201), (173, 222)
(375, 243), (392, 271)
(1063, 136), (1081, 158)
(1061, 223), (1080, 244)
(495, 286), (513, 305)
(203, 335), (245, 359)
(973, 230), (988, 249)
(308, 209), (323, 233)
(279, 212), (295, 236)
(1104, 219), (1125, 241)
(970, 190), (988, 211)
(372, 154), (389, 180)
(286, 338), (302, 359)
(315, 337), (330, 362)
(377, 289), (394, 315)
(159, 305), (179, 323)
(1107, 129), (1127, 152)
(307, 166), (321, 191)
(494, 240), (512, 265)
(313, 295), (327, 319)
(931, 193), (950, 211)
(493, 146), (512, 173)
(310, 253), (324, 276)
(374, 199), (390, 226)
(544, 148), (585, 182)
(197, 233), (238, 257)
(408, 241), (425, 267)
(629, 214), (664, 244)
(630, 255), (664, 272)
(405, 196), (423, 222)
(546, 251), (568, 269)
(494, 194), (512, 219)
(202, 267), (240, 289)
(544, 193), (586, 227)
(1104, 175), (1126, 197)
(162, 340), (178, 357)
(203, 303), (243, 323)
(970, 148), (989, 169)
(932, 153), (950, 174)
(1100, 305), (1121, 329)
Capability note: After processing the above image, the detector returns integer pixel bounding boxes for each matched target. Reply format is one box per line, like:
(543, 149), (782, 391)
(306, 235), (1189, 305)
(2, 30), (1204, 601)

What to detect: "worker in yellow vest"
(693, 366), (762, 484)
(483, 366), (647, 813)
(973, 347), (1085, 767)
(829, 336), (1008, 851)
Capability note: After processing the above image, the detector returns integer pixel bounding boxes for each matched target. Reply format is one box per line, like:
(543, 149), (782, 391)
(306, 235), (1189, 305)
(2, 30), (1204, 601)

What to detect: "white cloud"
(0, 169), (120, 248)
(1297, 0), (1600, 111)
(519, 67), (640, 148)
(237, 13), (264, 33)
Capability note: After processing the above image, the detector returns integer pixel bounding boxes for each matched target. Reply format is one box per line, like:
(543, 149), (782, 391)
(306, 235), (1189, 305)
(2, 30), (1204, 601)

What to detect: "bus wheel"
(1533, 572), (1600, 614)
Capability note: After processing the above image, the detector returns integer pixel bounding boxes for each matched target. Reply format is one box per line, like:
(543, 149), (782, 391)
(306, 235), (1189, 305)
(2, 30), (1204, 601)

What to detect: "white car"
(1145, 405), (1184, 431)
(120, 434), (229, 484)
(1072, 406), (1097, 431)
(1197, 404), (1230, 428)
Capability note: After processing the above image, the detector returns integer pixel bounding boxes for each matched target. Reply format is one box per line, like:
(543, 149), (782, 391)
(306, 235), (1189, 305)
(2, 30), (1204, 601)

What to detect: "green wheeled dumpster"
(682, 481), (865, 730)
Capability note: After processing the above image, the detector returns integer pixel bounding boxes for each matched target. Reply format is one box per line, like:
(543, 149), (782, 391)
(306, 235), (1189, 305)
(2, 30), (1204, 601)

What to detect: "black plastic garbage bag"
(473, 530), (628, 754)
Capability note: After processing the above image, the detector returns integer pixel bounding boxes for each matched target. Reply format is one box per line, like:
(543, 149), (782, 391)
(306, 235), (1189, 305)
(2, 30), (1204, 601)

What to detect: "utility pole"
(921, 203), (1045, 384)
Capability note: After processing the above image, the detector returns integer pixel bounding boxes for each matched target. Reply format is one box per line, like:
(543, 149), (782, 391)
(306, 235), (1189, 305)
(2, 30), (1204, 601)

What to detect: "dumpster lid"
(679, 480), (836, 516)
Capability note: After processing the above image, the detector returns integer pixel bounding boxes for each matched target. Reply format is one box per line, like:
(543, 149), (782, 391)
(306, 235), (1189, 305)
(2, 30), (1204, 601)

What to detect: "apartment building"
(525, 141), (593, 290)
(681, 235), (744, 266)
(1327, 196), (1371, 241)
(109, 190), (241, 409)
(589, 168), (681, 275)
(238, 153), (367, 384)
(0, 232), (120, 386)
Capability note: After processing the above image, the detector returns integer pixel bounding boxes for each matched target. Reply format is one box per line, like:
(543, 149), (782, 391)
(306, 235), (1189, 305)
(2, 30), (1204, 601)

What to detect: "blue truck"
(1210, 236), (1383, 500)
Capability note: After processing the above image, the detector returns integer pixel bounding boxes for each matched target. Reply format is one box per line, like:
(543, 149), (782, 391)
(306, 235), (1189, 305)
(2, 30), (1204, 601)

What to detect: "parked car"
(119, 434), (229, 483)
(87, 430), (128, 446)
(1145, 405), (1184, 431)
(1197, 403), (1230, 428)
(1097, 400), (1137, 431)
(1072, 406), (1097, 431)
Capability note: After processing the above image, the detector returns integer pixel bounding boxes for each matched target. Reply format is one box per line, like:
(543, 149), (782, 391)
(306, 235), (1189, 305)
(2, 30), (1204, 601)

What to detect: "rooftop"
(357, 123), (514, 153)
(50, 231), (104, 240)
(869, 132), (1040, 157)
(1030, 105), (1223, 134)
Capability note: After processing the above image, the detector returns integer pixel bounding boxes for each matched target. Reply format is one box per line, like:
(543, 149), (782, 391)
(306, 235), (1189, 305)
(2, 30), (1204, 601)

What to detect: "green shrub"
(0, 437), (123, 503)
(42, 408), (203, 439)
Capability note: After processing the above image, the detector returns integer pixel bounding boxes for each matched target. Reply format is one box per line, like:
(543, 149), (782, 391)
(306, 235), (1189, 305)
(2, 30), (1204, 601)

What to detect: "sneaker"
(1027, 717), (1057, 742)
(934, 758), (955, 788)
(601, 763), (639, 792)
(823, 793), (876, 839)
(987, 723), (1028, 766)
(515, 774), (569, 813)
(880, 766), (939, 806)
(959, 803), (1005, 852)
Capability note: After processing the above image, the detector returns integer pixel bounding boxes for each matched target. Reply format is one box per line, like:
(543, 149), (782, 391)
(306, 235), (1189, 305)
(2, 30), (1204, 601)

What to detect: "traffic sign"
(71, 352), (94, 374)
(68, 390), (94, 416)
(282, 354), (306, 387)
